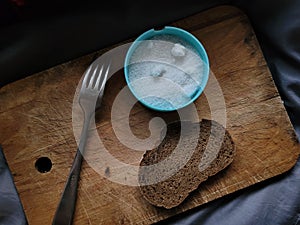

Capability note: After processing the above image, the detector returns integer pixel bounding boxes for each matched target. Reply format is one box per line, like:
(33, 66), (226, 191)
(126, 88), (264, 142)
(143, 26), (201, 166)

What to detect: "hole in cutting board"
(35, 157), (52, 173)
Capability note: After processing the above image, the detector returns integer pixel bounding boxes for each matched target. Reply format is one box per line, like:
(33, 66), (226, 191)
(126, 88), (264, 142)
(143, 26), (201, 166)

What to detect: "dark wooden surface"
(0, 6), (299, 225)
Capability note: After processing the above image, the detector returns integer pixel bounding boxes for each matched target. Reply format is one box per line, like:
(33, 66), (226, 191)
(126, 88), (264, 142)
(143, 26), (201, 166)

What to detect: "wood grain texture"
(0, 6), (299, 225)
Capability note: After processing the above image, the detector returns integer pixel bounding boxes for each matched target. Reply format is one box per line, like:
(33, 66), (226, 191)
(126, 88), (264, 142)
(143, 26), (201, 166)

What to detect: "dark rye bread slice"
(138, 119), (235, 209)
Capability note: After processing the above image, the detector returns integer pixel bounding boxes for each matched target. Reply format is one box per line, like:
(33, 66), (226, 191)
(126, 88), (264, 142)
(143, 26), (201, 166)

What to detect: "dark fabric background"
(0, 0), (299, 224)
(0, 147), (28, 225)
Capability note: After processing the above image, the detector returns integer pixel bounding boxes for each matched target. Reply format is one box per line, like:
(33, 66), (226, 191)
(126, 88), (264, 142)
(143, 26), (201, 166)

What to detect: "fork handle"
(52, 115), (90, 225)
(52, 149), (83, 225)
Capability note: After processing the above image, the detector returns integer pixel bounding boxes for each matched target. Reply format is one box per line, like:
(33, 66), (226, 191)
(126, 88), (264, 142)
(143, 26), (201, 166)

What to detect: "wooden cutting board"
(0, 6), (299, 225)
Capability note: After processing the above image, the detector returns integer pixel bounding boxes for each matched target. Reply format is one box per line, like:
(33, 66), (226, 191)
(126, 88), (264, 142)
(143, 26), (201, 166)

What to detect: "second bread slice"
(138, 119), (235, 209)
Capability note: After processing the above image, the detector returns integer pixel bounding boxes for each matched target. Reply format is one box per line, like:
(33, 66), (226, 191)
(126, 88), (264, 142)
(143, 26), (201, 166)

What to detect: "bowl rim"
(124, 26), (210, 112)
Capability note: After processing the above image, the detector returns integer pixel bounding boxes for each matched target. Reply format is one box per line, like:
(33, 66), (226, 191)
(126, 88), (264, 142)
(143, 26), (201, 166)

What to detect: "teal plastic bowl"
(124, 26), (209, 111)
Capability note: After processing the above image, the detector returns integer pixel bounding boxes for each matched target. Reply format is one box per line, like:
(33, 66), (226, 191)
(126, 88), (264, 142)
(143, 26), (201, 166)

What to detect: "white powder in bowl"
(171, 43), (186, 58)
(127, 34), (204, 110)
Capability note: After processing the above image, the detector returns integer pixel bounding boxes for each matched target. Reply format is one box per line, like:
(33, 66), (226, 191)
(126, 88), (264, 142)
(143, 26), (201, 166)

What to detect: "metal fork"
(52, 62), (110, 225)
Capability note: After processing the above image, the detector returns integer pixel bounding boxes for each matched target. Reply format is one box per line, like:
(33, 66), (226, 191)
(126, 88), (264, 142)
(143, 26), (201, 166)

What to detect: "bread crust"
(138, 119), (236, 209)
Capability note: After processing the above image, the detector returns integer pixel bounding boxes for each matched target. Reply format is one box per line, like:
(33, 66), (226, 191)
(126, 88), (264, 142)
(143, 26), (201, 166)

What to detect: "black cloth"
(0, 146), (27, 225)
(1, 0), (300, 224)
